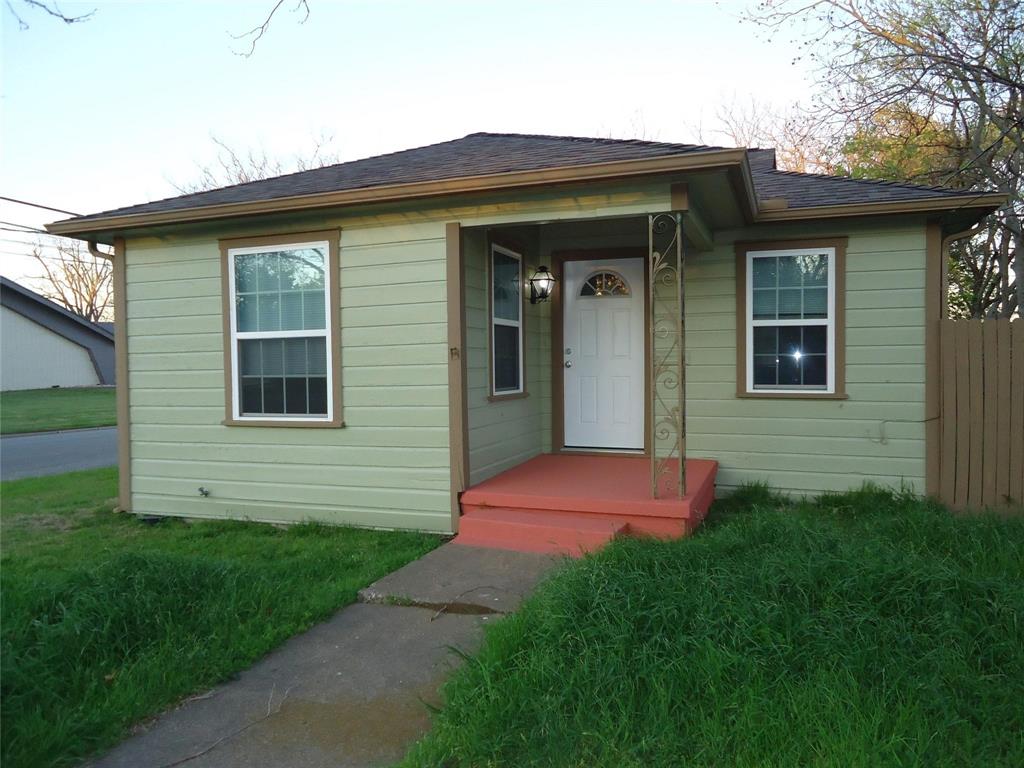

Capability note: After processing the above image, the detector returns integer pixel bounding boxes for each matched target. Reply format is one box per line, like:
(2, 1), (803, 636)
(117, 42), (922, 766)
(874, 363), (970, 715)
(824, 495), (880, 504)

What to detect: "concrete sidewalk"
(359, 542), (560, 615)
(86, 544), (561, 768)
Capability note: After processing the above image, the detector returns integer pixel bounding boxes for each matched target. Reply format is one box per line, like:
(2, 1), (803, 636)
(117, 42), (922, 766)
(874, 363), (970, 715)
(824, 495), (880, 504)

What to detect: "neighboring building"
(46, 133), (1004, 551)
(1, 276), (115, 391)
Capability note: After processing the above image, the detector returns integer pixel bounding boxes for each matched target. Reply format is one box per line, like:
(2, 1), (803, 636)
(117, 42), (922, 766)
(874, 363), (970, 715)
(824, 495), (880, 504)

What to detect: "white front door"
(563, 257), (645, 450)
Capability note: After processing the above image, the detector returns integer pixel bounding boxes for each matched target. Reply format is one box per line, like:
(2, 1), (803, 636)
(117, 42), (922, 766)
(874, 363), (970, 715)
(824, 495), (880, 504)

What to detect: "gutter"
(755, 192), (1008, 222)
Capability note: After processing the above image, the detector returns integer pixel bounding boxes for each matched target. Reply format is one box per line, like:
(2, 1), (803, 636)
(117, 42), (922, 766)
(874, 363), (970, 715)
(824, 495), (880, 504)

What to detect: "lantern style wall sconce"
(528, 265), (555, 304)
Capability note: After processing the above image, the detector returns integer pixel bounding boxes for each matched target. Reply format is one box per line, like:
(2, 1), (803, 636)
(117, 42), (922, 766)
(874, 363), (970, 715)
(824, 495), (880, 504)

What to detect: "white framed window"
(746, 247), (836, 394)
(490, 243), (524, 396)
(226, 239), (336, 422)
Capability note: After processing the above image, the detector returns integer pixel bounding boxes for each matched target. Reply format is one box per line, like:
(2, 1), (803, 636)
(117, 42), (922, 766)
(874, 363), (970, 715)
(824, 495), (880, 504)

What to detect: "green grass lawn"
(0, 387), (117, 434)
(403, 486), (1024, 768)
(0, 468), (441, 768)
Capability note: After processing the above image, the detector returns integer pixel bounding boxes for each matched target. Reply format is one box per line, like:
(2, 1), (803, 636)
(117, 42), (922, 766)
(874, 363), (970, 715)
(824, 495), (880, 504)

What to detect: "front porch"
(449, 196), (727, 554)
(454, 454), (718, 555)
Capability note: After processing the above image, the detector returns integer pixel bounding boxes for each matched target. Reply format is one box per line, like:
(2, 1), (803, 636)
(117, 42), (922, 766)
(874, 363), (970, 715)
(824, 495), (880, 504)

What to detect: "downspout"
(926, 223), (981, 500)
(87, 240), (116, 383)
(88, 240), (114, 261)
(940, 225), (981, 319)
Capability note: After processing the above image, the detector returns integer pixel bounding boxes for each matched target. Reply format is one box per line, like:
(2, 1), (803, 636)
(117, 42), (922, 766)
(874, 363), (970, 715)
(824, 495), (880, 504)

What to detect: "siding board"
(689, 223), (928, 495)
(134, 459), (449, 491)
(133, 441), (449, 466)
(125, 218), (454, 530)
(133, 493), (449, 531)
(464, 227), (552, 485)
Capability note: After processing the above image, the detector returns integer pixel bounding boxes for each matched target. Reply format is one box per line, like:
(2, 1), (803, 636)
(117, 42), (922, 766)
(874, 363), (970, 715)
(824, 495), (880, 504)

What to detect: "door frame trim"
(550, 247), (651, 457)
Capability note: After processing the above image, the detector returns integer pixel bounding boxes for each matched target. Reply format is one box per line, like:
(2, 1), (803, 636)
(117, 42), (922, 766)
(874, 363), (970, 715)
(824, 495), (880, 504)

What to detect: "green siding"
(125, 228), (453, 532)
(123, 179), (929, 530)
(463, 213), (928, 498)
(686, 219), (928, 495)
(464, 229), (552, 485)
(125, 183), (670, 532)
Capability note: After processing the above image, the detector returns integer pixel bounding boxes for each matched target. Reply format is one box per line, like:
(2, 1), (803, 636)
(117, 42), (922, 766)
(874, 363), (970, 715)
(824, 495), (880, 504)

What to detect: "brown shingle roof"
(746, 148), (970, 207)
(60, 132), (989, 226)
(69, 133), (724, 223)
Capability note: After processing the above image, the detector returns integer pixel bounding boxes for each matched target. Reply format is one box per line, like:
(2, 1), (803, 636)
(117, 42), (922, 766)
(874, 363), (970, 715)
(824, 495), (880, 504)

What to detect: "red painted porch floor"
(454, 454), (718, 556)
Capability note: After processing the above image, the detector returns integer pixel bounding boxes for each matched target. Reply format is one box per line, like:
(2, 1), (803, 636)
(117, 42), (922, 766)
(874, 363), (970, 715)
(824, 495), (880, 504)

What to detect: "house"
(1, 276), (115, 391)
(46, 133), (1003, 553)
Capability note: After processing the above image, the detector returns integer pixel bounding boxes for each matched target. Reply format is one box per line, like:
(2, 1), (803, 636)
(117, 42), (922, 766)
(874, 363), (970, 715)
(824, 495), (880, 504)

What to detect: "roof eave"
(47, 148), (1002, 239)
(754, 192), (1008, 223)
(46, 148), (751, 239)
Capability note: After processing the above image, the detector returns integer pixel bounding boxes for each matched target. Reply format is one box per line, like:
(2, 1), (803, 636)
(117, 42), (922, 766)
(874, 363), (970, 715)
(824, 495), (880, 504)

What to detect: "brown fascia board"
(733, 154), (760, 223)
(46, 149), (752, 238)
(755, 192), (1008, 222)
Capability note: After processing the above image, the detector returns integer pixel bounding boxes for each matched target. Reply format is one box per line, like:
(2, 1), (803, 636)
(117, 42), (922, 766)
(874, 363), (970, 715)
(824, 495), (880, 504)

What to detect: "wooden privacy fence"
(937, 319), (1024, 511)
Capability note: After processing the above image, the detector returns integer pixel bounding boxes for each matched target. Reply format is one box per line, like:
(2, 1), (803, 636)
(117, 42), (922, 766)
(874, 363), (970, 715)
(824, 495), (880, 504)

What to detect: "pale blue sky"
(1, 0), (812, 283)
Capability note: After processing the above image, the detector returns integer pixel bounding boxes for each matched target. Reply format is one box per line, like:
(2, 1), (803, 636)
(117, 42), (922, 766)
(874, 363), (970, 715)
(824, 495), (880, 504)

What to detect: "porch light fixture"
(528, 265), (555, 304)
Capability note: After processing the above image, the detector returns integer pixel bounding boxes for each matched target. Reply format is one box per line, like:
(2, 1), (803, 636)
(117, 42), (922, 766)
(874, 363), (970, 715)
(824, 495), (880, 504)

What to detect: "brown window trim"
(487, 235), (529, 402)
(487, 391), (530, 403)
(219, 228), (344, 427)
(735, 237), (848, 400)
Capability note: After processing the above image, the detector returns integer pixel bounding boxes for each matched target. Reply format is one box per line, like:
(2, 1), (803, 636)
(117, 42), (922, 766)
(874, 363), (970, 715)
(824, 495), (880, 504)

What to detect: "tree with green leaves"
(832, 105), (1016, 317)
(747, 0), (1023, 318)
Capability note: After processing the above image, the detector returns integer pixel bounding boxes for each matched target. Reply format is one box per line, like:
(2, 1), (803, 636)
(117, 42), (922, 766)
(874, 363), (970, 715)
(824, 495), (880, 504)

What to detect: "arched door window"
(579, 271), (631, 297)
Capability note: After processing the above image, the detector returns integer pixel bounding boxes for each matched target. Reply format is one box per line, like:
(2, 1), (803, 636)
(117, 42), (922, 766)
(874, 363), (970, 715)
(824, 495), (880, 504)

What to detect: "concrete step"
(453, 507), (628, 557)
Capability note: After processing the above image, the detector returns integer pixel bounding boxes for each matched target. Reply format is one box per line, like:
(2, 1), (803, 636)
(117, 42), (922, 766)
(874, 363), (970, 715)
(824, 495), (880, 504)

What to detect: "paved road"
(0, 426), (117, 481)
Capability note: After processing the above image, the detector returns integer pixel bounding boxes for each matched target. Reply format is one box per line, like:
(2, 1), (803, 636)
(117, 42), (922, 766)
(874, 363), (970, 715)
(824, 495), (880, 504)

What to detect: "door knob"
(564, 361), (573, 368)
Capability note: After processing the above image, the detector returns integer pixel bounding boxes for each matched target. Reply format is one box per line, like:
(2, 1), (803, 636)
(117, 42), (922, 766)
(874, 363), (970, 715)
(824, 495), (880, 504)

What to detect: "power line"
(0, 249), (110, 264)
(1, 223), (99, 244)
(0, 196), (81, 216)
(0, 250), (50, 259)
(0, 223), (90, 243)
(0, 237), (61, 246)
(0, 250), (80, 260)
(0, 221), (49, 235)
(0, 235), (72, 247)
(0, 239), (94, 252)
(0, 251), (80, 263)
(0, 236), (90, 252)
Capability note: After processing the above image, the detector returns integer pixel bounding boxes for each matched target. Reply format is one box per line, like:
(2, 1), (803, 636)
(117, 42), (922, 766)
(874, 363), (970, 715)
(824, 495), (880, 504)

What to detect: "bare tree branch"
(170, 133), (340, 194)
(4, 0), (94, 28)
(231, 0), (310, 57)
(31, 238), (112, 323)
(706, 97), (837, 172)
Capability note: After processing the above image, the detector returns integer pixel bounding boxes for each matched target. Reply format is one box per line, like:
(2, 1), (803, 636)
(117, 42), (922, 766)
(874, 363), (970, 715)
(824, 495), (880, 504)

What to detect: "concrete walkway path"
(87, 544), (561, 768)
(358, 542), (560, 614)
(0, 426), (117, 480)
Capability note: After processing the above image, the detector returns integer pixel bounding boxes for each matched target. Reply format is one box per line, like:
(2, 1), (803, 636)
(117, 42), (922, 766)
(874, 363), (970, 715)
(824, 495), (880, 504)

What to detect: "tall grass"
(404, 486), (1024, 767)
(1, 468), (440, 768)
